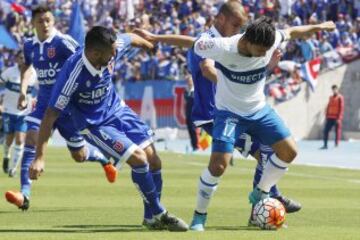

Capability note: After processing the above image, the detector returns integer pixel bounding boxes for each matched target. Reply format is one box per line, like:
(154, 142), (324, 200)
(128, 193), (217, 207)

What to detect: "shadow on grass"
(0, 225), (147, 233)
(0, 225), (261, 233)
(0, 208), (80, 214)
(206, 226), (262, 231)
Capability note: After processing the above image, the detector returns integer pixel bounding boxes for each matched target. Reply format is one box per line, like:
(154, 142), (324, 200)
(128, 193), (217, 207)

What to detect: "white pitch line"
(176, 159), (360, 185)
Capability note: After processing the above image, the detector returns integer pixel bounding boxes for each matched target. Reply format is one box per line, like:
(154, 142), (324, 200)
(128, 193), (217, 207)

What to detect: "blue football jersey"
(23, 29), (79, 102)
(48, 34), (131, 130)
(187, 26), (221, 127)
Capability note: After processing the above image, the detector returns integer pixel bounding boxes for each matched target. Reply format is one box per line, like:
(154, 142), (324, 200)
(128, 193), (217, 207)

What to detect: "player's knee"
(208, 162), (226, 177)
(144, 145), (162, 171)
(278, 147), (297, 163)
(148, 154), (161, 171)
(71, 149), (87, 163)
(25, 134), (37, 146)
(127, 148), (148, 167)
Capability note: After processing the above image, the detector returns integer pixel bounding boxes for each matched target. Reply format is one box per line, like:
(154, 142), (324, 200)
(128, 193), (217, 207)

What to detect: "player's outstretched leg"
(8, 144), (25, 177)
(249, 137), (297, 205)
(142, 145), (164, 230)
(128, 149), (188, 232)
(70, 142), (117, 183)
(254, 145), (302, 213)
(190, 151), (231, 231)
(5, 144), (34, 210)
(190, 168), (218, 231)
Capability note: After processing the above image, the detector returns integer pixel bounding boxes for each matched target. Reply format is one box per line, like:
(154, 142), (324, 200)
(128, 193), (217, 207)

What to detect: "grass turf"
(0, 148), (360, 240)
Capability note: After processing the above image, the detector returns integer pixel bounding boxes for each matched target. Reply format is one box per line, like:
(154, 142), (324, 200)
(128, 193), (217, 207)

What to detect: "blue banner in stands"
(0, 25), (18, 49)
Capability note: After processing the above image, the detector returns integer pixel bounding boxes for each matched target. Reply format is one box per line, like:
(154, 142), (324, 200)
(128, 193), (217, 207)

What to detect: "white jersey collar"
(209, 25), (222, 37)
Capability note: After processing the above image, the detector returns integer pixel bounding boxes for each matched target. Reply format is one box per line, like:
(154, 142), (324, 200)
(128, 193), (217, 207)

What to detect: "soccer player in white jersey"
(5, 5), (117, 211)
(136, 15), (335, 230)
(1, 51), (36, 177)
(189, 16), (335, 230)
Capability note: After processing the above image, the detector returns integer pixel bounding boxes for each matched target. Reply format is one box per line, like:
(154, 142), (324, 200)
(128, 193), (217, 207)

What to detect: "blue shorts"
(25, 101), (85, 150)
(200, 122), (260, 156)
(81, 106), (153, 165)
(2, 113), (27, 134)
(212, 105), (291, 153)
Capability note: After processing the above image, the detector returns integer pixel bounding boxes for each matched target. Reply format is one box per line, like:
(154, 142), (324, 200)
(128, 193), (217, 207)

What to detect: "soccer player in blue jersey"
(5, 5), (117, 211)
(29, 26), (188, 231)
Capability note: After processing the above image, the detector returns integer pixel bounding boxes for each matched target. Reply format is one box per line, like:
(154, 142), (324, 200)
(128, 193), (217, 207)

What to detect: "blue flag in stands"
(68, 1), (85, 46)
(0, 25), (18, 49)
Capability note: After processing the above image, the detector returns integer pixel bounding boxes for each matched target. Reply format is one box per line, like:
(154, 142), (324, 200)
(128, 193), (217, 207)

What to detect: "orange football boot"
(5, 190), (30, 210)
(103, 163), (117, 183)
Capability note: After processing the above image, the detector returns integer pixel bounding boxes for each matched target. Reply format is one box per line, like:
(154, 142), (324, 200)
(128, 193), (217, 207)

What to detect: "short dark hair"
(31, 4), (52, 19)
(331, 84), (338, 90)
(85, 26), (117, 51)
(243, 16), (275, 48)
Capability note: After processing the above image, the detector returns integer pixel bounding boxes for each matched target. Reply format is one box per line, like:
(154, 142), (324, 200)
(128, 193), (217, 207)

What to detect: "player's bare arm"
(128, 33), (154, 50)
(200, 59), (217, 83)
(29, 107), (60, 180)
(18, 64), (32, 110)
(133, 29), (195, 48)
(284, 21), (336, 40)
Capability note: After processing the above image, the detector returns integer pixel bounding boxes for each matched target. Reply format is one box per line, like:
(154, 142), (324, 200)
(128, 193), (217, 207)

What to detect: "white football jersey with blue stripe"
(194, 30), (285, 116)
(0, 64), (36, 115)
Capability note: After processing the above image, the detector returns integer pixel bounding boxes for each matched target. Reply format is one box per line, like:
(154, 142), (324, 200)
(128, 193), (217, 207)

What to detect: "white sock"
(195, 168), (220, 214)
(257, 154), (289, 192)
(10, 144), (24, 171)
(4, 144), (11, 159)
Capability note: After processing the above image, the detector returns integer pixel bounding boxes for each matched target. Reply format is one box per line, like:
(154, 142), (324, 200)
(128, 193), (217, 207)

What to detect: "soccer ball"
(252, 197), (286, 230)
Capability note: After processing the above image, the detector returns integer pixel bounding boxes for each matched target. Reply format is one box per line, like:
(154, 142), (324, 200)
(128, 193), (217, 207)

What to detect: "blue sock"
(152, 169), (163, 199)
(270, 185), (281, 197)
(144, 169), (163, 220)
(132, 164), (164, 216)
(253, 164), (263, 189)
(20, 145), (35, 198)
(85, 144), (109, 166)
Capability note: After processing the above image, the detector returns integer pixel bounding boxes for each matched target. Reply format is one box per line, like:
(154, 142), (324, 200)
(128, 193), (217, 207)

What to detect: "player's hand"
(319, 21), (336, 31)
(17, 93), (28, 110)
(133, 28), (157, 43)
(29, 159), (45, 180)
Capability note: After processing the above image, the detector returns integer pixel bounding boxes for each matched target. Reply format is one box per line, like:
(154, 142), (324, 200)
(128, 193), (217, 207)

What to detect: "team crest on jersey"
(47, 47), (56, 58)
(196, 40), (215, 51)
(86, 80), (91, 87)
(113, 141), (124, 152)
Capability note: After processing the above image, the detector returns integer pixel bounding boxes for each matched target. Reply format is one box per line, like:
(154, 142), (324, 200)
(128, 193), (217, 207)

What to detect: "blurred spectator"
(319, 36), (334, 54)
(321, 85), (344, 149)
(0, 0), (359, 82)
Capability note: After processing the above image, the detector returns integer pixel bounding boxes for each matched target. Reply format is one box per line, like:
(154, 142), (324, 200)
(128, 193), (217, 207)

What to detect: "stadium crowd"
(0, 0), (360, 82)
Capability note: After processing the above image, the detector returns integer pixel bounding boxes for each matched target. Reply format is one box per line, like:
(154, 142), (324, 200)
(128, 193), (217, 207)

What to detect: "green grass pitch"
(1, 148), (360, 240)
